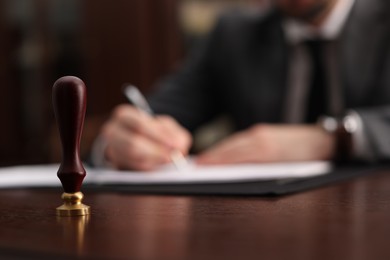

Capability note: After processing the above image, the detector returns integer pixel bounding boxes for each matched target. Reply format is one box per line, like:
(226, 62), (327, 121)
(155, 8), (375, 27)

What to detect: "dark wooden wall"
(0, 0), (183, 165)
(82, 0), (183, 116)
(0, 1), (22, 165)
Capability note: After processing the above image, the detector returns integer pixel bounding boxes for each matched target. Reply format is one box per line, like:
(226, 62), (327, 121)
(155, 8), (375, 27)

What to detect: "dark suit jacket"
(149, 0), (390, 161)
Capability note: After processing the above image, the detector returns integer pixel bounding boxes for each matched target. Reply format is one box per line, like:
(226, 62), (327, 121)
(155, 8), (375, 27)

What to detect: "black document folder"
(94, 164), (387, 196)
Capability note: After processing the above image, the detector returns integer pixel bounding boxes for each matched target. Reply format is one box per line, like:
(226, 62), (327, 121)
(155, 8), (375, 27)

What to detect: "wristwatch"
(317, 115), (358, 163)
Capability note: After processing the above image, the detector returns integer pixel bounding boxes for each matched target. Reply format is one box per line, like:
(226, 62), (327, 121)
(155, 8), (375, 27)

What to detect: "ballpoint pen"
(122, 84), (188, 170)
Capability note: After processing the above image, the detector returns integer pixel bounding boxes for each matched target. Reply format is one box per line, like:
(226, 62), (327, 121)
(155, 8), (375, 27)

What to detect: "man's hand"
(196, 124), (335, 164)
(100, 105), (192, 170)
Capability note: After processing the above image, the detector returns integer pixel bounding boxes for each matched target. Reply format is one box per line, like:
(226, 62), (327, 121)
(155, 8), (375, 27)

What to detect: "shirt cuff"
(347, 110), (375, 161)
(90, 134), (113, 168)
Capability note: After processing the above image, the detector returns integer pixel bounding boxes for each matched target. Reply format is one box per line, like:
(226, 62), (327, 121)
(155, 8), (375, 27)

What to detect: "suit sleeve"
(354, 42), (390, 162)
(148, 20), (227, 132)
(356, 107), (390, 162)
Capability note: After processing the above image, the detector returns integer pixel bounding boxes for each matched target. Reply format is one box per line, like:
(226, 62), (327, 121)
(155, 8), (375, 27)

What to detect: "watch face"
(343, 115), (358, 133)
(320, 116), (338, 132)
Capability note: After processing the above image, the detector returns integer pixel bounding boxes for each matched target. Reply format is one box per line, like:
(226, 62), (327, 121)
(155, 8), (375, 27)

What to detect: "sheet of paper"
(0, 161), (332, 188)
(0, 164), (62, 188)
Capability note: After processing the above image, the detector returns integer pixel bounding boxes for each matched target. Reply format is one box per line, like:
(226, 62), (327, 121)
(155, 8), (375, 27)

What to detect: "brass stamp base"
(56, 192), (90, 216)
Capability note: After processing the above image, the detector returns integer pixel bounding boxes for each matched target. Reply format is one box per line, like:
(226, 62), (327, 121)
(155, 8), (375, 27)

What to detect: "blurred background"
(0, 0), (264, 166)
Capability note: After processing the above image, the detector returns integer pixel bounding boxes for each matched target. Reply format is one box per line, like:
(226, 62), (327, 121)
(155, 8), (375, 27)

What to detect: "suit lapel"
(241, 12), (288, 124)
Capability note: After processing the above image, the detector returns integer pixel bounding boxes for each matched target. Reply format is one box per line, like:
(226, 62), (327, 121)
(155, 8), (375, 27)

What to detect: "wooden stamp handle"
(53, 76), (87, 193)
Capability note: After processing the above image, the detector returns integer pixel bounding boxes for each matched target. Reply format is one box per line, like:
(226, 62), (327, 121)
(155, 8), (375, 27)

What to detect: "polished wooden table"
(1, 170), (390, 260)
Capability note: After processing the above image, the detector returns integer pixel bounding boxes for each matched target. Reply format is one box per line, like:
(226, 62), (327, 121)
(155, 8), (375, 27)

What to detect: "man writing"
(93, 0), (390, 170)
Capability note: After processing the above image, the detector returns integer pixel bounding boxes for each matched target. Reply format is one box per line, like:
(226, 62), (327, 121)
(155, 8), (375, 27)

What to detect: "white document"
(0, 161), (332, 188)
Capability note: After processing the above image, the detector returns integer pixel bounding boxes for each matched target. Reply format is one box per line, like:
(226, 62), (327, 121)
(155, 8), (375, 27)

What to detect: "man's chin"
(281, 1), (331, 22)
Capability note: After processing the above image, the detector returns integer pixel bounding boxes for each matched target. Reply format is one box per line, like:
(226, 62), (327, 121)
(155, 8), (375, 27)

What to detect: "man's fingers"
(103, 104), (192, 170)
(197, 124), (336, 165)
(103, 121), (171, 170)
(196, 135), (250, 164)
(156, 115), (192, 154)
(111, 105), (175, 148)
